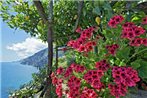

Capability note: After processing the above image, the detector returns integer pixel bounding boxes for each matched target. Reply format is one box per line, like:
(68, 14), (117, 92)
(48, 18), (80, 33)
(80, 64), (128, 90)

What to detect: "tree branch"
(45, 0), (53, 98)
(73, 1), (84, 32)
(33, 1), (48, 23)
(137, 1), (147, 14)
(34, 1), (53, 98)
(55, 46), (58, 71)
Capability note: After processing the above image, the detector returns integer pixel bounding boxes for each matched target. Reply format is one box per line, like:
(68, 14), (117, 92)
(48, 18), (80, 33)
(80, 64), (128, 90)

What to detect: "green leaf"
(83, 10), (86, 16)
(116, 46), (130, 61)
(103, 2), (112, 10)
(131, 16), (140, 22)
(115, 59), (120, 65)
(73, 71), (83, 78)
(138, 60), (147, 79)
(126, 12), (133, 21)
(143, 25), (147, 30)
(93, 7), (101, 15)
(131, 61), (141, 69)
(119, 60), (126, 66)
(107, 11), (113, 20)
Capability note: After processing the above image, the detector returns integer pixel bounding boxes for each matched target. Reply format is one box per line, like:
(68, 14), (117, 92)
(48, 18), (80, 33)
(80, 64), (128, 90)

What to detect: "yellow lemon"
(74, 15), (78, 20)
(25, 16), (29, 20)
(95, 17), (101, 25)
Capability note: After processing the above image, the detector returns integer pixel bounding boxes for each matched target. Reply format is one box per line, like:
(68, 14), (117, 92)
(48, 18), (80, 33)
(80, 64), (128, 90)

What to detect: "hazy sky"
(0, 18), (47, 62)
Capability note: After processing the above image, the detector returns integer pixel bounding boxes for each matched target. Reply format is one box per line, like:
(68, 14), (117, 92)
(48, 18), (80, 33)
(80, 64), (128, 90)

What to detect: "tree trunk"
(55, 46), (58, 71)
(73, 1), (84, 32)
(44, 0), (53, 98)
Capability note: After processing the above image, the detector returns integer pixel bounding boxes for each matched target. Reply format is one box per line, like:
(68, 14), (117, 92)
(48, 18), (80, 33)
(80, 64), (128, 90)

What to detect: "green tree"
(1, 0), (147, 97)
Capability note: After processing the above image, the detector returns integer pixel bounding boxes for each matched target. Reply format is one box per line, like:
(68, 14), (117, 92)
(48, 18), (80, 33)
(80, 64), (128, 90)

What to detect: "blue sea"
(1, 62), (38, 98)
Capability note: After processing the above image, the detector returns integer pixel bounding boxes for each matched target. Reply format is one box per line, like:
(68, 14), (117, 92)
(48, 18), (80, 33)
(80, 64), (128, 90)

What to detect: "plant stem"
(127, 48), (147, 63)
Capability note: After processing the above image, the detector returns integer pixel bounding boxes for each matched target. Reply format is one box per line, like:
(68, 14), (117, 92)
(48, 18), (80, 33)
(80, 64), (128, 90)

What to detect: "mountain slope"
(20, 48), (64, 68)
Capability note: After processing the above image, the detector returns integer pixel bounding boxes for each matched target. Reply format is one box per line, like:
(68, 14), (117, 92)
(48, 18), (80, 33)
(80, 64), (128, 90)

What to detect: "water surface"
(1, 62), (38, 98)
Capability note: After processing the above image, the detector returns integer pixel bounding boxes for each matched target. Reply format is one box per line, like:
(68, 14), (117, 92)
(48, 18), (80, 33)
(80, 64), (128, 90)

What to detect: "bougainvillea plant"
(51, 15), (147, 98)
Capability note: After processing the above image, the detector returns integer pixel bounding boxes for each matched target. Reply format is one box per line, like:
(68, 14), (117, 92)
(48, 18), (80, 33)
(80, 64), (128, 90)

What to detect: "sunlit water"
(1, 62), (38, 98)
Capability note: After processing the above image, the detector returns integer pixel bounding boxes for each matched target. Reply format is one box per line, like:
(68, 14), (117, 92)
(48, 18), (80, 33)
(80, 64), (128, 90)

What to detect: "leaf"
(103, 2), (112, 11)
(143, 25), (147, 30)
(116, 46), (130, 61)
(93, 7), (101, 15)
(115, 59), (120, 65)
(83, 10), (86, 16)
(106, 11), (113, 20)
(131, 61), (141, 69)
(126, 12), (133, 21)
(131, 16), (140, 22)
(138, 60), (147, 79)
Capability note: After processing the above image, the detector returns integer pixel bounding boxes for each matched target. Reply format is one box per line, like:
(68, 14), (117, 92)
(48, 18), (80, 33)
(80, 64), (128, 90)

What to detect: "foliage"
(51, 1), (147, 98)
(1, 0), (147, 97)
(0, 0), (96, 46)
(9, 50), (72, 97)
(2, 1), (142, 46)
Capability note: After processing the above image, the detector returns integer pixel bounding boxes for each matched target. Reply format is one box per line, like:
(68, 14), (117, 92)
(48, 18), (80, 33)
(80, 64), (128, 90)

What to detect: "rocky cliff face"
(20, 48), (64, 68)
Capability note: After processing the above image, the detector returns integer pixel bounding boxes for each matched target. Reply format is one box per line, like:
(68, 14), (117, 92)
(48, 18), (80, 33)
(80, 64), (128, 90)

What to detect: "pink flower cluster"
(56, 67), (64, 75)
(106, 44), (119, 55)
(67, 76), (81, 98)
(112, 66), (140, 86)
(108, 16), (147, 47)
(108, 66), (140, 98)
(51, 72), (63, 98)
(108, 83), (127, 98)
(95, 60), (110, 72)
(78, 41), (97, 52)
(121, 22), (145, 40)
(64, 63), (86, 78)
(129, 38), (147, 46)
(56, 84), (62, 98)
(70, 63), (86, 73)
(67, 27), (97, 52)
(84, 69), (104, 90)
(76, 27), (82, 33)
(64, 66), (73, 78)
(142, 16), (147, 24)
(108, 15), (124, 28)
(51, 72), (58, 85)
(80, 87), (98, 98)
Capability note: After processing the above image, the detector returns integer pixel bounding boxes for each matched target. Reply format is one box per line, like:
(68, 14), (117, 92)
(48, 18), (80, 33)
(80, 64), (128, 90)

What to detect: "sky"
(0, 18), (47, 62)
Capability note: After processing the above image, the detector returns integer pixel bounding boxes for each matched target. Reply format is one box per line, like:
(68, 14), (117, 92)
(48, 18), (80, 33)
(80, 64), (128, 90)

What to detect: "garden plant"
(1, 0), (147, 98)
(52, 15), (147, 98)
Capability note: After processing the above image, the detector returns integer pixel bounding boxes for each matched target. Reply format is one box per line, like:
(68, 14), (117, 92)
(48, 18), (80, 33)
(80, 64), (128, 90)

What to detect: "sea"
(1, 62), (38, 98)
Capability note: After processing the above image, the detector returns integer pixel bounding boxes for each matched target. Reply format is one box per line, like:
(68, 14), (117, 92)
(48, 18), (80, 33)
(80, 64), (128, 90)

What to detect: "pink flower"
(108, 15), (124, 28)
(134, 26), (145, 36)
(69, 63), (86, 73)
(142, 38), (147, 46)
(112, 66), (140, 87)
(56, 84), (62, 98)
(108, 83), (127, 98)
(64, 66), (73, 78)
(121, 22), (145, 40)
(76, 27), (82, 33)
(84, 69), (104, 90)
(78, 45), (85, 52)
(108, 20), (117, 28)
(56, 67), (64, 75)
(106, 44), (119, 55)
(67, 76), (81, 98)
(142, 16), (147, 24)
(67, 40), (75, 47)
(92, 79), (104, 90)
(80, 87), (98, 98)
(95, 60), (110, 72)
(129, 38), (142, 47)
